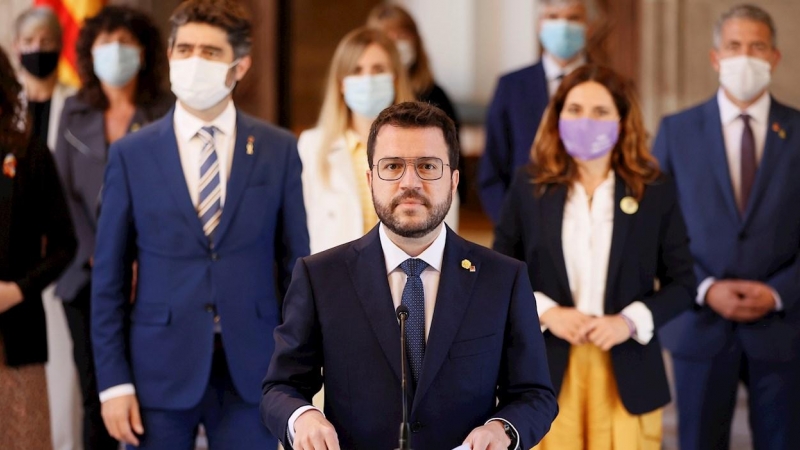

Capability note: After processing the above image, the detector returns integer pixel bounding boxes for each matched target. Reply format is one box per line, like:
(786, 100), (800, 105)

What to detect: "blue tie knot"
(198, 126), (216, 144)
(400, 258), (428, 278)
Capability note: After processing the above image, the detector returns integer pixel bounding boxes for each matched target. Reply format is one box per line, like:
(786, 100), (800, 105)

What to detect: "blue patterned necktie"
(400, 258), (428, 385)
(197, 126), (222, 238)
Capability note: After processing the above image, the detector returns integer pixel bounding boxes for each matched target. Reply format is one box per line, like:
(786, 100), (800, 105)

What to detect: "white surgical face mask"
(170, 56), (239, 111)
(343, 73), (395, 119)
(719, 55), (772, 102)
(395, 39), (416, 69)
(92, 42), (141, 87)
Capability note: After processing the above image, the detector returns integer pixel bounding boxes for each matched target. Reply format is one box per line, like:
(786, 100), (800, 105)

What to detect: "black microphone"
(395, 304), (412, 450)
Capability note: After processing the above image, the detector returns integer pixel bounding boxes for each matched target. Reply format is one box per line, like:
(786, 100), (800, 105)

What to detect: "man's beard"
(373, 188), (452, 239)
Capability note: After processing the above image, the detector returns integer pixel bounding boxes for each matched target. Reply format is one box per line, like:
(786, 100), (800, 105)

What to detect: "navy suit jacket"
(493, 168), (696, 414)
(91, 107), (309, 409)
(479, 62), (549, 223)
(654, 96), (800, 362)
(261, 226), (557, 449)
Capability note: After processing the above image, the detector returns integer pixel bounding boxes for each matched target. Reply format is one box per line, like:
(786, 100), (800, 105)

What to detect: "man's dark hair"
(367, 101), (460, 171)
(169, 0), (252, 59)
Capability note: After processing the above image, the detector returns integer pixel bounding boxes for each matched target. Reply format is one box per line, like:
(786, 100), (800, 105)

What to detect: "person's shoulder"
(661, 96), (715, 124)
(771, 97), (800, 122)
(113, 114), (171, 156)
(302, 237), (362, 270)
(61, 94), (93, 117)
(449, 231), (526, 270)
(498, 62), (542, 85)
(239, 110), (297, 144)
(297, 127), (323, 150)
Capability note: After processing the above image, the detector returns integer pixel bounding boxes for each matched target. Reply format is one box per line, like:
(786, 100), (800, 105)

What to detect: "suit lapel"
(66, 107), (106, 162)
(540, 185), (572, 305)
(348, 227), (403, 382)
(603, 177), (633, 313)
(532, 62), (550, 103)
(741, 99), (790, 227)
(213, 112), (257, 245)
(149, 111), (208, 246)
(412, 228), (477, 412)
(702, 99), (740, 221)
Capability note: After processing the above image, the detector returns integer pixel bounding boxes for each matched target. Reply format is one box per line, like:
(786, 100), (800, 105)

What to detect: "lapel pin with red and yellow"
(772, 122), (786, 140)
(461, 259), (476, 272)
(246, 135), (255, 155)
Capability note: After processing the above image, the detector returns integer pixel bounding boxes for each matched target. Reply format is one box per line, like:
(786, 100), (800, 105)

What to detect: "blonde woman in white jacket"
(300, 27), (458, 254)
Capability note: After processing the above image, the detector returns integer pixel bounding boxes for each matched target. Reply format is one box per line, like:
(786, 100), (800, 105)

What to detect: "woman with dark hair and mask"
(52, 6), (172, 450)
(494, 65), (696, 449)
(0, 45), (76, 450)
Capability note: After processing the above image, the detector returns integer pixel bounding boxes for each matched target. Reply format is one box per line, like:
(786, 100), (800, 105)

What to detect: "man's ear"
(233, 55), (252, 81)
(710, 48), (721, 73)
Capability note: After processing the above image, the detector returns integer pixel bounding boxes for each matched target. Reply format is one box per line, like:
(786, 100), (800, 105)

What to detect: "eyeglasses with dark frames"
(372, 157), (451, 181)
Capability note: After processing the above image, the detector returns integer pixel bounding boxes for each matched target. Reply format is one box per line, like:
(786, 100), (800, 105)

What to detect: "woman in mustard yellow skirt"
(494, 65), (696, 449)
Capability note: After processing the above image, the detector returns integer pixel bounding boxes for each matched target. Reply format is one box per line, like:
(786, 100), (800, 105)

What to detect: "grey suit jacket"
(53, 95), (169, 301)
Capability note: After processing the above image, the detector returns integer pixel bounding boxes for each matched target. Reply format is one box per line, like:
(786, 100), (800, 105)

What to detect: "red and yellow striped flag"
(34, 0), (107, 87)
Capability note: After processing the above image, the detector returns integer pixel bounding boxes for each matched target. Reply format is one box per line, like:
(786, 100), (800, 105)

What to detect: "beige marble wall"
(641, 0), (800, 131)
(0, 0), (35, 55)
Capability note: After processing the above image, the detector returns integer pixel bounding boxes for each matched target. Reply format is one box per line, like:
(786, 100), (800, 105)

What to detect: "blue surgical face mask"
(539, 19), (586, 61)
(343, 73), (395, 119)
(92, 42), (141, 87)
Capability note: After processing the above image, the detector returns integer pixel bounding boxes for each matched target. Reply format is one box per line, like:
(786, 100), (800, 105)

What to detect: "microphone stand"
(396, 305), (412, 450)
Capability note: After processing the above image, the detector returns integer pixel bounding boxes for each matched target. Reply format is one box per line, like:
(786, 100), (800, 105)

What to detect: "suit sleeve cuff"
(99, 384), (136, 403)
(485, 418), (520, 450)
(534, 291), (559, 332)
(696, 277), (716, 306)
(287, 405), (322, 445)
(620, 301), (654, 345)
(769, 287), (784, 311)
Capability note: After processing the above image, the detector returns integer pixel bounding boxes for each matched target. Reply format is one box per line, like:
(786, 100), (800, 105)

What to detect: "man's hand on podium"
(461, 420), (511, 450)
(293, 409), (341, 450)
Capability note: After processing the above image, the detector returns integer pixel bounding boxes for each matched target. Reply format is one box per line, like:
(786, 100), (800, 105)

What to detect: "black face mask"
(20, 51), (60, 78)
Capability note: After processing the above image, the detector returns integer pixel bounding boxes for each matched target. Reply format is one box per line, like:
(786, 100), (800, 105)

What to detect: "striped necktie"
(197, 126), (222, 239)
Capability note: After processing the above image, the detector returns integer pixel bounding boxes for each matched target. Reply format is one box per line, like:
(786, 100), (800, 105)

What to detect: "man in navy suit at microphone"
(261, 102), (557, 450)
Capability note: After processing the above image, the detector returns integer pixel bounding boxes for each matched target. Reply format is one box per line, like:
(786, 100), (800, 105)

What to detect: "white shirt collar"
(717, 87), (771, 127)
(379, 223), (446, 275)
(542, 52), (586, 82)
(174, 99), (237, 143)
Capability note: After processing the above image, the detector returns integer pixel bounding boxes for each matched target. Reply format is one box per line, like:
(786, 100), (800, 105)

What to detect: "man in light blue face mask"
(653, 4), (800, 450)
(90, 0), (309, 449)
(478, 0), (589, 224)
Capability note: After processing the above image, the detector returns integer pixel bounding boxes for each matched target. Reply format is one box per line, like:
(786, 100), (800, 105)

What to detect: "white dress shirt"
(174, 100), (237, 207)
(542, 52), (586, 97)
(534, 172), (655, 344)
(288, 224), (520, 449)
(99, 100), (239, 404)
(695, 89), (782, 310)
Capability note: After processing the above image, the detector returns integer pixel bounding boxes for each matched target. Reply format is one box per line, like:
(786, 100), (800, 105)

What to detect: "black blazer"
(0, 138), (76, 366)
(493, 167), (696, 414)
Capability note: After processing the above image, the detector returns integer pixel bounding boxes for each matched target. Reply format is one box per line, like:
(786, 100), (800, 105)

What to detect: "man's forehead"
(174, 23), (230, 46)
(374, 126), (448, 155)
(721, 18), (772, 40)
